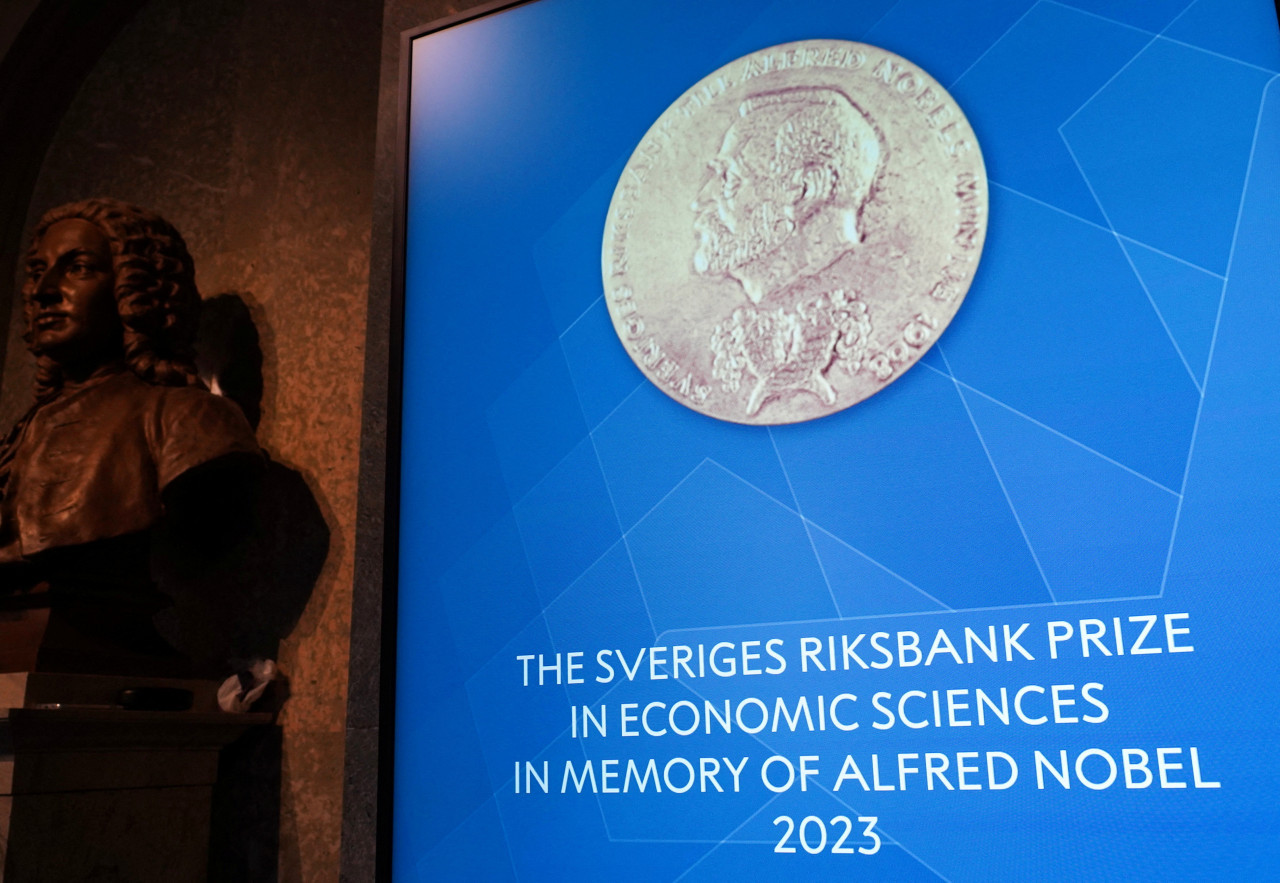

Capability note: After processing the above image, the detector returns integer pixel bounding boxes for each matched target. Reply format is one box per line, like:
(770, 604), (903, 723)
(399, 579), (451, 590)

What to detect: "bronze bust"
(0, 199), (261, 673)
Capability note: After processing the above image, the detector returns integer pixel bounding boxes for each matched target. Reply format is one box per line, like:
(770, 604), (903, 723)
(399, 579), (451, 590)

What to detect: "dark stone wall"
(1, 1), (383, 879)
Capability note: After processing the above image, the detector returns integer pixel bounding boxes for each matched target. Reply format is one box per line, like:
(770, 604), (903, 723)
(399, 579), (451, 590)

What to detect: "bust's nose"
(32, 281), (62, 308)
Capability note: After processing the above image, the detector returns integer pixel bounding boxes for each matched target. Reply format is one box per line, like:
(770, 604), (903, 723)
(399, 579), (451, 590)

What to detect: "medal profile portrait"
(603, 40), (987, 425)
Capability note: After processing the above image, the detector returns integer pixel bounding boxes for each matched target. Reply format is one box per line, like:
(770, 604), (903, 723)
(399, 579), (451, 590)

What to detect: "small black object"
(118, 686), (194, 711)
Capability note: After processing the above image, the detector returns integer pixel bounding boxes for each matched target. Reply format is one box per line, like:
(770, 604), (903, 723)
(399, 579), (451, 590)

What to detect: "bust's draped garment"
(0, 368), (260, 570)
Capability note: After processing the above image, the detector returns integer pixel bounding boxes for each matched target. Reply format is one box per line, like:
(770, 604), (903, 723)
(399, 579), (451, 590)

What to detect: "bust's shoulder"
(60, 370), (260, 462)
(151, 382), (257, 445)
(29, 369), (259, 463)
(151, 379), (242, 414)
(85, 371), (242, 421)
(146, 381), (261, 489)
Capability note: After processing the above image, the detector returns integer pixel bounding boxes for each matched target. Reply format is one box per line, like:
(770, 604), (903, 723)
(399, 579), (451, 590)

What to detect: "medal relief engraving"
(603, 41), (987, 424)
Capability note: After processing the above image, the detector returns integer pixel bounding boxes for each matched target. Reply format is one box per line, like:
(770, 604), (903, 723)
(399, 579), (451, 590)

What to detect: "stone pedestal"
(0, 673), (271, 882)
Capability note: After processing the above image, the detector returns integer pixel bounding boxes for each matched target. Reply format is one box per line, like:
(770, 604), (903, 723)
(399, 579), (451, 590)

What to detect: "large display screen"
(394, 0), (1280, 878)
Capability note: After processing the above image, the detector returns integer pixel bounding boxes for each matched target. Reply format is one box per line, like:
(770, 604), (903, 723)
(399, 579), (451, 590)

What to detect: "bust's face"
(23, 219), (121, 367)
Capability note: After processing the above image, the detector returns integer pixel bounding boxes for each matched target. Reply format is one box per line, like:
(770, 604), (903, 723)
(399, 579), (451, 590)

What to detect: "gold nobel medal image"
(602, 40), (987, 424)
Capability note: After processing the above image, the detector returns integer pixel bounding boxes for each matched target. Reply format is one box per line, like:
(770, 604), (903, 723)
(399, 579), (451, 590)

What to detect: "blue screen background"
(396, 1), (1280, 878)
